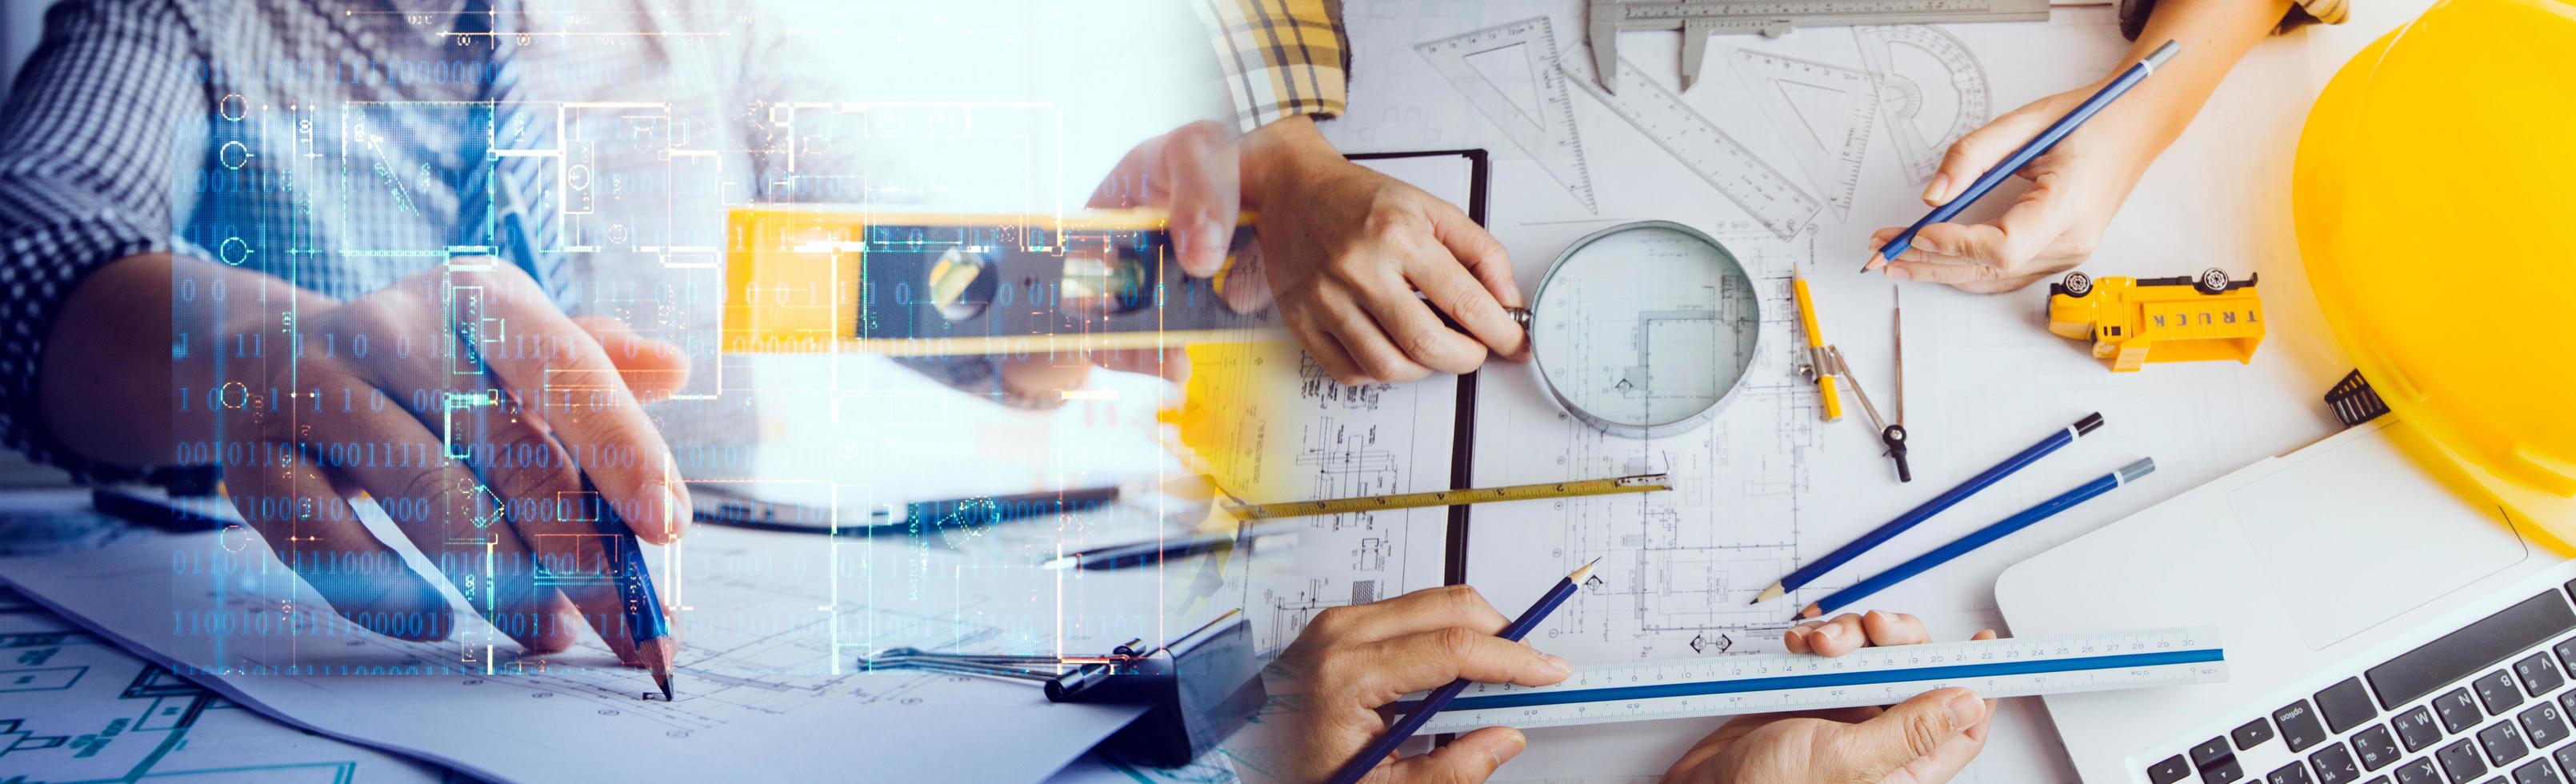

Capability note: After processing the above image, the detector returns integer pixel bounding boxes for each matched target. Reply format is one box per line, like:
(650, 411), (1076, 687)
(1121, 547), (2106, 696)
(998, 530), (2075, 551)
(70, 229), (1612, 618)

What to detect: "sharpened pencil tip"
(1751, 582), (1784, 605)
(654, 670), (674, 701)
(1568, 557), (1602, 582)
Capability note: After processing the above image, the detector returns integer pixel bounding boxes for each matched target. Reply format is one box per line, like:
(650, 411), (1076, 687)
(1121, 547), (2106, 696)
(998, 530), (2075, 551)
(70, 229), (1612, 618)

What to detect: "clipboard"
(1343, 149), (1491, 588)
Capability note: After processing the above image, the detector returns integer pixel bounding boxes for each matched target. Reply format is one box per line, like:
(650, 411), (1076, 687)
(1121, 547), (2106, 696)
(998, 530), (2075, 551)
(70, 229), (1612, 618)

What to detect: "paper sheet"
(0, 518), (1177, 782)
(0, 495), (450, 780)
(1326, 2), (2337, 780)
(1175, 153), (1483, 654)
(1180, 340), (1461, 653)
(0, 593), (449, 782)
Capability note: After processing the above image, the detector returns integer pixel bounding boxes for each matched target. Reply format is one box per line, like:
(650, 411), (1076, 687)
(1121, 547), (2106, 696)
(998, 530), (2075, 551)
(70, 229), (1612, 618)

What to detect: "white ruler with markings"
(1409, 626), (2226, 732)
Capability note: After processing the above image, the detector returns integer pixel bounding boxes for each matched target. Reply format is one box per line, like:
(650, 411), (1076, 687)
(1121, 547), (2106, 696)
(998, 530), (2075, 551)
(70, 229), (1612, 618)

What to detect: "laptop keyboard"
(2147, 580), (2576, 784)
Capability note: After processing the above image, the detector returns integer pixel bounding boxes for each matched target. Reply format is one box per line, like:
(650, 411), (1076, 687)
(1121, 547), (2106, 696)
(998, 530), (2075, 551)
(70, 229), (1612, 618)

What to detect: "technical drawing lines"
(1416, 18), (1598, 213)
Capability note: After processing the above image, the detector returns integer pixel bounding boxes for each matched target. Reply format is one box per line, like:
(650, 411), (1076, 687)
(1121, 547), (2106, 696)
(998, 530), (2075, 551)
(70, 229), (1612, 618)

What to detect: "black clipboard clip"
(858, 609), (1263, 766)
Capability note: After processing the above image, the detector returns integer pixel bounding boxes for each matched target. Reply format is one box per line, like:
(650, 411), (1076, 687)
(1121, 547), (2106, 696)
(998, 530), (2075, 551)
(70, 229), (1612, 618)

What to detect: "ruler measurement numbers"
(1410, 626), (2225, 732)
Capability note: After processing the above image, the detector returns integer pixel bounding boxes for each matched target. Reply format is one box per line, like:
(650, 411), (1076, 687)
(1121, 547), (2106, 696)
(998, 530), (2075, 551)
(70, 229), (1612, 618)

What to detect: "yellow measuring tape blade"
(1222, 474), (1672, 520)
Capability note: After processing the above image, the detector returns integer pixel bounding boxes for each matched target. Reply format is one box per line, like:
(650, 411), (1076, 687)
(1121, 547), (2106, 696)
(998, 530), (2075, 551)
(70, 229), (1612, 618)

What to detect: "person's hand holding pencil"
(1249, 585), (1574, 784)
(1865, 0), (2309, 291)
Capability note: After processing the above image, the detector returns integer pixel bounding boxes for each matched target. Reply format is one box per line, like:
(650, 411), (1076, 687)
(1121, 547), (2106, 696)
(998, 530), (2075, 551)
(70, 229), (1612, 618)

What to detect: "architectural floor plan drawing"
(1194, 341), (1460, 653)
(1462, 222), (1839, 666)
(0, 594), (450, 782)
(0, 521), (1164, 782)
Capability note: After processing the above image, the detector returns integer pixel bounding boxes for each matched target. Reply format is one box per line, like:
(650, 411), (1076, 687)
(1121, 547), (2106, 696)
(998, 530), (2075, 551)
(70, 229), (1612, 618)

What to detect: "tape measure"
(1405, 626), (2224, 732)
(1221, 474), (1670, 520)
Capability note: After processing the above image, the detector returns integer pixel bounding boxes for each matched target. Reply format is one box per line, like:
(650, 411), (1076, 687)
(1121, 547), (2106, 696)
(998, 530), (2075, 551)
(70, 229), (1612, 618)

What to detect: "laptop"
(1998, 417), (2576, 783)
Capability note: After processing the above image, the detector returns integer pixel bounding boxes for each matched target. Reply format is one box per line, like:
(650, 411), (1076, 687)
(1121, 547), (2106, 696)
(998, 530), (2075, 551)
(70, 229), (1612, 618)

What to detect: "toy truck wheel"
(2197, 268), (2231, 294)
(2060, 271), (2093, 297)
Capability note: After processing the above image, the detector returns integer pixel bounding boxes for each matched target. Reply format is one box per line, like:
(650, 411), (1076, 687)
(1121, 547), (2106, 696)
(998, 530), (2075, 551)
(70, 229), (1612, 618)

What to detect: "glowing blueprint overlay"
(0, 521), (1158, 782)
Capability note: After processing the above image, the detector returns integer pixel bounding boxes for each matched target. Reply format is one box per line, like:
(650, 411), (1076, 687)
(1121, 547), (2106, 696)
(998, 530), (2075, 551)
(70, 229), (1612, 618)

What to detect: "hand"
(1664, 611), (1998, 784)
(1091, 118), (1528, 385)
(1863, 81), (2168, 294)
(1244, 117), (1526, 384)
(200, 262), (687, 662)
(1254, 586), (1574, 784)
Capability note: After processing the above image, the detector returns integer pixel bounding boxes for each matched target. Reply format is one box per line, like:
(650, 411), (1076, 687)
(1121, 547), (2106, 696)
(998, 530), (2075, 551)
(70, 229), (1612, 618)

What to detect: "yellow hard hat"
(2294, 0), (2576, 537)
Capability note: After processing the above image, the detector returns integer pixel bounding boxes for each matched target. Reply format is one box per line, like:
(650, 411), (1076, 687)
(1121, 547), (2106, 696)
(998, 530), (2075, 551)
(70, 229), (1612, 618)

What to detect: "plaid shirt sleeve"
(1195, 0), (1350, 133)
(0, 0), (201, 484)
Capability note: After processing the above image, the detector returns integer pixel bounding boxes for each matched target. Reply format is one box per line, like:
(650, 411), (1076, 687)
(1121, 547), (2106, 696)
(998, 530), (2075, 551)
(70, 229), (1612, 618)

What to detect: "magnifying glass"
(1507, 221), (1762, 438)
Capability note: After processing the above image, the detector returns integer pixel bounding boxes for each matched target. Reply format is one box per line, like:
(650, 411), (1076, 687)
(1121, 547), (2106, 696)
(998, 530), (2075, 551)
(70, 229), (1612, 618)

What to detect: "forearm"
(2120, 0), (2298, 145)
(1238, 114), (1335, 208)
(37, 253), (322, 467)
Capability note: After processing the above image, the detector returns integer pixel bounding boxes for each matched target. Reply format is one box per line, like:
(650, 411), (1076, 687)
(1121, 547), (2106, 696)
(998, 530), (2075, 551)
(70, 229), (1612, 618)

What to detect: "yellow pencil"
(1792, 275), (1842, 421)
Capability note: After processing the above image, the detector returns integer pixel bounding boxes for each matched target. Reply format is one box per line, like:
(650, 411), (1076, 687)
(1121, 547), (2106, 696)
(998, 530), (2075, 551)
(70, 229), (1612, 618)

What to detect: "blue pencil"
(1860, 40), (2180, 272)
(1797, 458), (2155, 620)
(1754, 412), (2105, 605)
(1322, 558), (1599, 784)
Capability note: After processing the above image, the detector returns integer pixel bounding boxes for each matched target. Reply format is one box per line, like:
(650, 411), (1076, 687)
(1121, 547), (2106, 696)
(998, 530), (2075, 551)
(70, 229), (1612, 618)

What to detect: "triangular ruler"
(1558, 50), (1822, 240)
(1730, 48), (1878, 218)
(1418, 18), (1597, 214)
(1855, 26), (1990, 183)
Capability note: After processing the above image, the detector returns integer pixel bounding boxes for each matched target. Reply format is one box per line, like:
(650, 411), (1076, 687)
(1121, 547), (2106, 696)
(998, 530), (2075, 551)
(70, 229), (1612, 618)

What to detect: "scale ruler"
(1406, 626), (2225, 732)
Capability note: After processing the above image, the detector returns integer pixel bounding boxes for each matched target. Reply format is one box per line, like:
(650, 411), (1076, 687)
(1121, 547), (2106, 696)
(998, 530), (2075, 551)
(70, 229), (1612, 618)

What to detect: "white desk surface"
(1319, 0), (2442, 780)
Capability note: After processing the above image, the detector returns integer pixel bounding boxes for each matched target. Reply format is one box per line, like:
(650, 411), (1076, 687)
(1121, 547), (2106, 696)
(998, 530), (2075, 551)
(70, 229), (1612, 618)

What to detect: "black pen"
(1039, 522), (1297, 570)
(694, 485), (1119, 536)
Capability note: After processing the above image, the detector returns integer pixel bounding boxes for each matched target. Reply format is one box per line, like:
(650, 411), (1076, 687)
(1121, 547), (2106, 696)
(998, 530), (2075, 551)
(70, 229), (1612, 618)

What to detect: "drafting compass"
(1825, 346), (1910, 482)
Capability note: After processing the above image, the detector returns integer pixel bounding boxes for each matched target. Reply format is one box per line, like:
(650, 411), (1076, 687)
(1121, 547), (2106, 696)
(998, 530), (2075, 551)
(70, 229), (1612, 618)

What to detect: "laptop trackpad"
(2228, 430), (2527, 650)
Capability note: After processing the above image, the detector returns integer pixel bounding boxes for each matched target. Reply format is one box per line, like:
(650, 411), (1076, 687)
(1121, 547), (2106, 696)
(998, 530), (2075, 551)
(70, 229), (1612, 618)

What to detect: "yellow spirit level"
(722, 206), (1278, 356)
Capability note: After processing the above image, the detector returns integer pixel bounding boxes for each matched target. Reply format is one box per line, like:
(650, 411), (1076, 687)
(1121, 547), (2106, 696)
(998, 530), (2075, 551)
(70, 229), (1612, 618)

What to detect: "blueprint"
(0, 607), (452, 782)
(0, 494), (454, 780)
(1326, 2), (2338, 781)
(0, 518), (1166, 782)
(1173, 154), (1482, 654)
(1181, 340), (1460, 654)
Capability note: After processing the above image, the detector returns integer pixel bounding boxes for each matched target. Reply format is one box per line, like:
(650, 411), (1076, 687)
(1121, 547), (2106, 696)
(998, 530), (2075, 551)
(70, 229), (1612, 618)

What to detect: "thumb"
(1838, 687), (1987, 780)
(1924, 91), (2081, 205)
(574, 316), (690, 403)
(1375, 726), (1526, 784)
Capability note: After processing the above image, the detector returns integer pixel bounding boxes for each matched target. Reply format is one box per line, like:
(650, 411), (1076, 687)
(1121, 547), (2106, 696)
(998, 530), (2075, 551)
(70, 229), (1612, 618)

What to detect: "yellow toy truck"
(2046, 268), (2264, 372)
